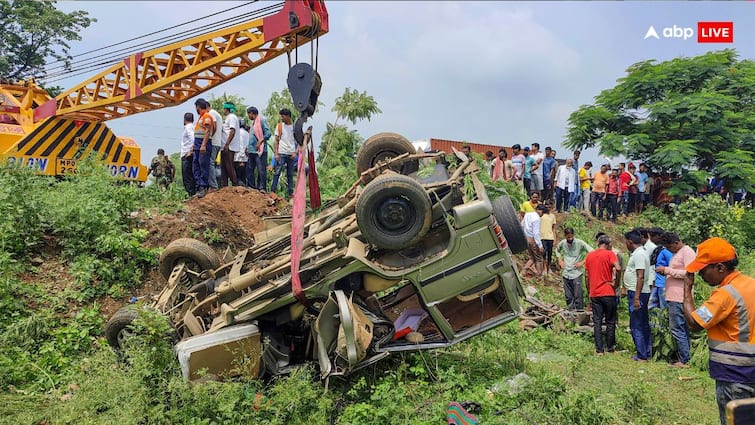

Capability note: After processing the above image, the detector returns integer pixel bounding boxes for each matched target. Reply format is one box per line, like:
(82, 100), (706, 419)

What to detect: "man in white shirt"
(554, 158), (576, 213)
(220, 102), (240, 187)
(270, 108), (300, 198)
(521, 204), (546, 276)
(180, 112), (196, 196)
(235, 120), (250, 186)
(530, 142), (545, 198)
(207, 107), (223, 190)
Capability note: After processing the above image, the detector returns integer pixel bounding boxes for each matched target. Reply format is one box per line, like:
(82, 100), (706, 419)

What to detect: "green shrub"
(668, 195), (744, 248)
(0, 167), (45, 256)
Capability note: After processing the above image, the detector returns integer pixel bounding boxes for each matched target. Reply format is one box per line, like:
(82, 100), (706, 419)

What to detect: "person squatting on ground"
(180, 112), (196, 196)
(556, 228), (593, 310)
(682, 237), (755, 425)
(624, 230), (652, 361)
(540, 204), (556, 275)
(192, 99), (214, 198)
(246, 106), (271, 191)
(648, 227), (673, 309)
(657, 231), (695, 367)
(521, 204), (546, 276)
(219, 102), (240, 187)
(585, 234), (622, 355)
(270, 108), (298, 198)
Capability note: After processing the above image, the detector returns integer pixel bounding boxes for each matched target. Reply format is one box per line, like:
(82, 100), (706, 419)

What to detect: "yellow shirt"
(520, 201), (536, 213)
(540, 213), (556, 240)
(579, 168), (591, 190)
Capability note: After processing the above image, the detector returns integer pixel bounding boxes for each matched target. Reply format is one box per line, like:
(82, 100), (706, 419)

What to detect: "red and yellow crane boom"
(0, 0), (328, 181)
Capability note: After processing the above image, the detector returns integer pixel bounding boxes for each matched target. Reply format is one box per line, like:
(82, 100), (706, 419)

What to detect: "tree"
(0, 0), (95, 81)
(208, 93), (246, 121)
(564, 49), (755, 196)
(319, 88), (381, 165)
(263, 88), (296, 132)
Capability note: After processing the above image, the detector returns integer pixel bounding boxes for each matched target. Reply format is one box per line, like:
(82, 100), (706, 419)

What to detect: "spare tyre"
(356, 174), (432, 250)
(158, 238), (221, 281)
(356, 132), (419, 176)
(492, 196), (527, 254)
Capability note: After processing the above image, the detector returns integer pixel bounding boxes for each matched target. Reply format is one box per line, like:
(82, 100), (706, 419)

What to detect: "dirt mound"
(137, 186), (290, 252)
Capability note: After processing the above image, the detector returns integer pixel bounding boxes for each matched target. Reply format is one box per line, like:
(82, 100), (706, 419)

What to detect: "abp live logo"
(698, 22), (734, 43)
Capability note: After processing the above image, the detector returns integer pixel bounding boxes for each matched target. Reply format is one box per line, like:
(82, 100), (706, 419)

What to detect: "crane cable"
(45, 1), (258, 67)
(43, 2), (283, 83)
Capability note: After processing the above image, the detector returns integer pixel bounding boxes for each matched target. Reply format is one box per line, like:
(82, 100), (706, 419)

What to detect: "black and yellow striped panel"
(12, 118), (145, 180)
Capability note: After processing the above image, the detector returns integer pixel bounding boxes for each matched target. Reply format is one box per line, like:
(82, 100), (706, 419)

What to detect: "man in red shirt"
(618, 162), (636, 217)
(605, 169), (621, 223)
(585, 234), (622, 355)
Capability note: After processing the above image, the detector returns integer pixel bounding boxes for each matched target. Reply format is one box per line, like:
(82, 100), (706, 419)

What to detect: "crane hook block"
(287, 62), (322, 145)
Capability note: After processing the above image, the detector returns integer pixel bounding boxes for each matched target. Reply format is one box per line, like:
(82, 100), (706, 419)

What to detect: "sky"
(53, 1), (755, 167)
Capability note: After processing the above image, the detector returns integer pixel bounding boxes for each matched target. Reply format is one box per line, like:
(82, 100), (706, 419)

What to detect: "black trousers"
(591, 295), (617, 353)
(604, 194), (619, 222)
(181, 155), (196, 196)
(542, 239), (554, 269)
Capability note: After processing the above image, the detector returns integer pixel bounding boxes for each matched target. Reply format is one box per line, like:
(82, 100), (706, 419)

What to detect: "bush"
(667, 195), (744, 248)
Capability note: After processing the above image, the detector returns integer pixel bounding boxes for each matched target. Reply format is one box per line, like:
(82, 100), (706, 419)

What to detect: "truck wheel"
(356, 174), (431, 250)
(492, 196), (527, 254)
(105, 306), (140, 350)
(159, 238), (221, 281)
(356, 132), (419, 175)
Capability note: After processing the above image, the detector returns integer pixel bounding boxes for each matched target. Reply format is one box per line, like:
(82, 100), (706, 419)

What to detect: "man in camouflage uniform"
(149, 148), (175, 190)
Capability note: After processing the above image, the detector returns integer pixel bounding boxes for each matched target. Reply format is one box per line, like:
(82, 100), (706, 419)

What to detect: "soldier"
(149, 148), (175, 190)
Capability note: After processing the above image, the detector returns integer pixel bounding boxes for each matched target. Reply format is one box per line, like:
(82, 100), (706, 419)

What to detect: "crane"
(0, 0), (328, 181)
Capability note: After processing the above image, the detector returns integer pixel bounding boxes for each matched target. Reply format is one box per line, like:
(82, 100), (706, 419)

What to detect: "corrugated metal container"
(429, 138), (513, 158)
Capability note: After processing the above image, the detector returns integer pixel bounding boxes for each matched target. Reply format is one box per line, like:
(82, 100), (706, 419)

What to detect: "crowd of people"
(495, 141), (754, 424)
(159, 99), (302, 199)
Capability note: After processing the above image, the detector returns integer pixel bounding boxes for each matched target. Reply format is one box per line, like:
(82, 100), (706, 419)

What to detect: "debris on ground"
(519, 296), (592, 333)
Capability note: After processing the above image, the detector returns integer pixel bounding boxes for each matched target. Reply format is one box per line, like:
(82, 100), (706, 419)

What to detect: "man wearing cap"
(683, 237), (755, 425)
(585, 234), (622, 355)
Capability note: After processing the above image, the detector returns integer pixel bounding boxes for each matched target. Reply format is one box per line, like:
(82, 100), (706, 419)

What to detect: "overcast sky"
(53, 1), (754, 167)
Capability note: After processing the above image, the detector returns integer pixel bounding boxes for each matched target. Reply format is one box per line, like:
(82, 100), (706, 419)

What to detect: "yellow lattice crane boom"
(0, 0), (328, 181)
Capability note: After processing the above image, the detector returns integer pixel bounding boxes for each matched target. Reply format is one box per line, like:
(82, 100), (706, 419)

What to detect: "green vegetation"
(2, 157), (749, 424)
(565, 49), (755, 197)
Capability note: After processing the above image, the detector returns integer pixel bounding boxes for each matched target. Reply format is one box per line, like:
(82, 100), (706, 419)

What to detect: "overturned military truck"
(106, 132), (528, 382)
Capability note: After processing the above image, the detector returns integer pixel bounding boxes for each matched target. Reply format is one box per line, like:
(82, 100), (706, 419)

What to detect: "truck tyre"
(356, 132), (419, 176)
(159, 238), (221, 281)
(356, 174), (431, 250)
(492, 196), (527, 254)
(105, 306), (140, 350)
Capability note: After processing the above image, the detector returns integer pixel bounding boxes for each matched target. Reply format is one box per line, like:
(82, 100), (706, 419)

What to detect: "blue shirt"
(543, 156), (556, 181)
(635, 171), (648, 192)
(249, 118), (272, 153)
(524, 156), (535, 179)
(653, 247), (673, 288)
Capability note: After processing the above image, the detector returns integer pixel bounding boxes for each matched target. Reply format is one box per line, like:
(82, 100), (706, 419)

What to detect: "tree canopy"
(564, 49), (755, 195)
(0, 0), (95, 82)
